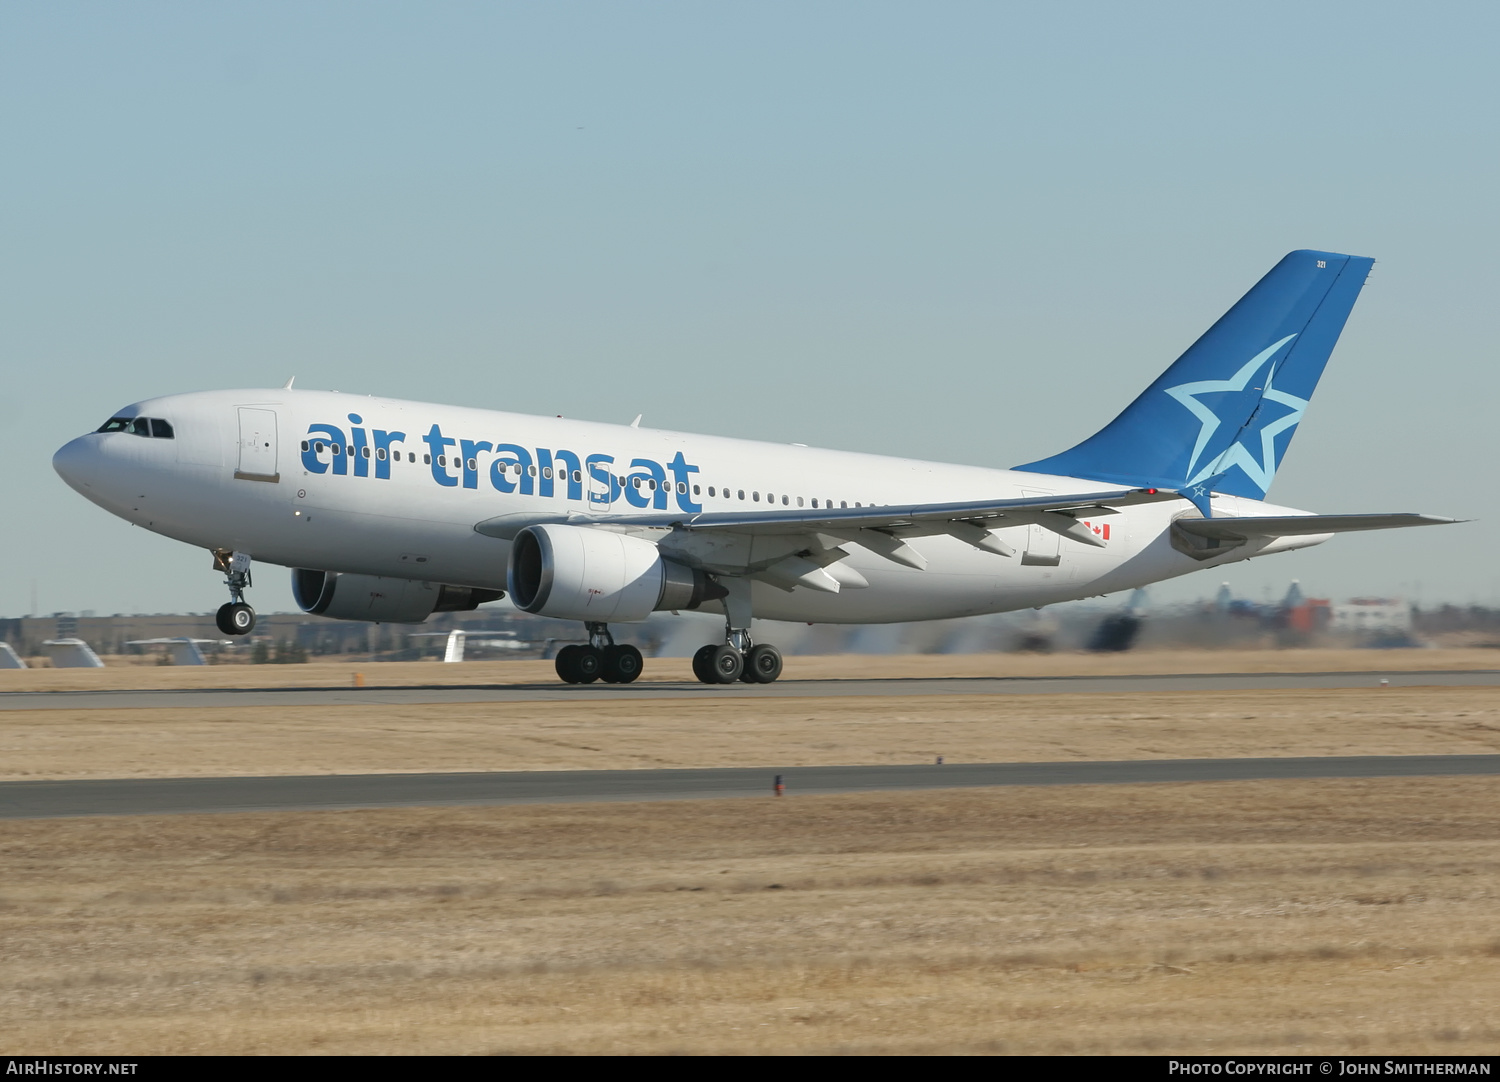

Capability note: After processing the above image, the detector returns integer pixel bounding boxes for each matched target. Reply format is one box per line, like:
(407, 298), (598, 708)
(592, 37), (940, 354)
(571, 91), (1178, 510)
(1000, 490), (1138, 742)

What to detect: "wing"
(475, 486), (1179, 592)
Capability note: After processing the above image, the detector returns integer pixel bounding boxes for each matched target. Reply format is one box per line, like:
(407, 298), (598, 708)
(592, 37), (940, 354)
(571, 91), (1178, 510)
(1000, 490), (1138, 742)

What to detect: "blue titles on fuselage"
(300, 419), (703, 513)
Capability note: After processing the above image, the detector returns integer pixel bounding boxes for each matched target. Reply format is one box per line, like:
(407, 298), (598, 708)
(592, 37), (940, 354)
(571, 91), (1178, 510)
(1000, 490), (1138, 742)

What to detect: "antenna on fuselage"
(283, 376), (296, 389)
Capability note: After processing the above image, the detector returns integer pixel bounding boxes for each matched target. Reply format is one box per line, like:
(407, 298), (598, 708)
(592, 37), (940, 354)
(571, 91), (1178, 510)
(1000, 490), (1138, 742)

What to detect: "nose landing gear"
(212, 549), (257, 636)
(555, 623), (644, 684)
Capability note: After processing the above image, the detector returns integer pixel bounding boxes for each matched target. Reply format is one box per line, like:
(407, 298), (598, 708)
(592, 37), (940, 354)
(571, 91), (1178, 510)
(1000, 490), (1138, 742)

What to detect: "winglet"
(283, 376), (296, 390)
(629, 414), (642, 428)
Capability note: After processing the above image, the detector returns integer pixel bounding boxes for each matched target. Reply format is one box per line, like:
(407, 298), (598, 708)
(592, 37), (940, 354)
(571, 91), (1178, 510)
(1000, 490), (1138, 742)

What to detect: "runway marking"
(3, 755), (1498, 819)
(1, 669), (1497, 710)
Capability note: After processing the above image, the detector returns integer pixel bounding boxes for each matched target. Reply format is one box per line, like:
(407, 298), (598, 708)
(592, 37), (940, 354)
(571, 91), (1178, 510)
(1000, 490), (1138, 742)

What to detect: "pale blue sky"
(3, 2), (1497, 616)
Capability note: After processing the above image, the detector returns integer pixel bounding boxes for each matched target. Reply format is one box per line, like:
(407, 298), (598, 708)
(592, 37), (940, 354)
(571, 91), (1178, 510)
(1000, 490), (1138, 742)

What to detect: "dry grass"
(2, 647), (1495, 693)
(4, 778), (1499, 1054)
(2, 686), (1497, 781)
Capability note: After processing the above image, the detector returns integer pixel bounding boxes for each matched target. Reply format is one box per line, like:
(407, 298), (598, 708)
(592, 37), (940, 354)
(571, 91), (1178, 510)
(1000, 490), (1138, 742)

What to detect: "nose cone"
(53, 435), (98, 494)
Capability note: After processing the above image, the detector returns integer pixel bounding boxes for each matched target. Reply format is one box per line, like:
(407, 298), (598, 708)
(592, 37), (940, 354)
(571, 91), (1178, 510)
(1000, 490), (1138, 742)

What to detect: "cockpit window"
(95, 416), (175, 438)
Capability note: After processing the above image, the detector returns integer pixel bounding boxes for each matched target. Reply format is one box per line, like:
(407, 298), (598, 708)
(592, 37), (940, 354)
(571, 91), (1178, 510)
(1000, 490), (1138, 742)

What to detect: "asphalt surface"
(2, 668), (1497, 710)
(4, 755), (1498, 819)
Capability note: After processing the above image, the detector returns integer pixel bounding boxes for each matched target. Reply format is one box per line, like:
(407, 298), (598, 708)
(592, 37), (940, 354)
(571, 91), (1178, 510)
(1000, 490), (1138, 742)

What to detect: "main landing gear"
(687, 576), (782, 685)
(555, 622), (643, 685)
(212, 549), (257, 636)
(691, 630), (783, 685)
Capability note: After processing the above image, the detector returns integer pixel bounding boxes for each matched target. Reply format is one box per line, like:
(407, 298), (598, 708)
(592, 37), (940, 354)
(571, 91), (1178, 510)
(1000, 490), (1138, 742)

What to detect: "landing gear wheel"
(709, 644), (743, 684)
(216, 601), (256, 636)
(556, 644), (604, 684)
(555, 645), (582, 683)
(743, 644), (783, 684)
(574, 646), (603, 684)
(601, 644), (643, 684)
(691, 644), (718, 684)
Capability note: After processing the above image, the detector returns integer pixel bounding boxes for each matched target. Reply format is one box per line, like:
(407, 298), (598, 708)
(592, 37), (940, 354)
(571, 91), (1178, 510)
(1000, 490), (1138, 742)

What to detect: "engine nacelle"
(507, 524), (723, 623)
(292, 569), (503, 624)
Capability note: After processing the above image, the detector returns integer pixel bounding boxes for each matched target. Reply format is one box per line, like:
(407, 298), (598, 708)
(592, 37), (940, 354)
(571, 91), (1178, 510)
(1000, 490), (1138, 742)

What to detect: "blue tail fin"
(1015, 250), (1374, 500)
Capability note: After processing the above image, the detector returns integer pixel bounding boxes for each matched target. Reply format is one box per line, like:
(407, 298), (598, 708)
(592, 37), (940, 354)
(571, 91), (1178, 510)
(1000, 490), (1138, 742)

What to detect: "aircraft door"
(235, 408), (280, 482)
(1020, 488), (1061, 566)
(587, 456), (615, 509)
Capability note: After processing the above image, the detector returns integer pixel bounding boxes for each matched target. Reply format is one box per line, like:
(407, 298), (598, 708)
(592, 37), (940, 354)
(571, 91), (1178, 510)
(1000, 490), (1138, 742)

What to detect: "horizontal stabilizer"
(1175, 513), (1459, 541)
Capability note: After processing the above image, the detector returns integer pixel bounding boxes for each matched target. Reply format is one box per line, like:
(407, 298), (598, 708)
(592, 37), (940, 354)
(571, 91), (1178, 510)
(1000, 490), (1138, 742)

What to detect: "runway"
(4, 754), (1498, 819)
(1, 667), (1497, 710)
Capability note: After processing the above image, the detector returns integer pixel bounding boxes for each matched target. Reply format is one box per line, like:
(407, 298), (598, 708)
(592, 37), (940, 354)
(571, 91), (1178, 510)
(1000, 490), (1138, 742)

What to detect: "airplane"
(52, 250), (1457, 686)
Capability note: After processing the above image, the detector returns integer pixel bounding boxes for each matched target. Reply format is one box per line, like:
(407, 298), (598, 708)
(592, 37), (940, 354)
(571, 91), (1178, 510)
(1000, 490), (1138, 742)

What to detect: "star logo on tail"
(1163, 334), (1308, 494)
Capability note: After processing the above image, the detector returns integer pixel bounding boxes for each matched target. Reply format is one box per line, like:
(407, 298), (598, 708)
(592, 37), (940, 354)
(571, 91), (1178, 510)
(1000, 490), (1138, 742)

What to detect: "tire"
(745, 643), (783, 684)
(709, 644), (743, 684)
(574, 646), (603, 684)
(691, 644), (718, 684)
(603, 644), (643, 684)
(215, 603), (237, 637)
(555, 644), (581, 683)
(223, 602), (255, 636)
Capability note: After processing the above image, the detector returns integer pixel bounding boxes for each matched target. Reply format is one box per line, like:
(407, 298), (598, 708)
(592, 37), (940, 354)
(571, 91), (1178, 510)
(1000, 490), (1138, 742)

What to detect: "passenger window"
(811, 498), (818, 508)
(782, 495), (789, 506)
(529, 465), (537, 476)
(543, 466), (553, 479)
(150, 419), (174, 439)
(362, 447), (371, 459)
(692, 484), (699, 495)
(467, 458), (477, 471)
(841, 501), (847, 508)
(301, 440), (310, 452)
(376, 448), (387, 460)
(424, 454), (431, 464)
(708, 486), (715, 496)
(797, 497), (803, 507)
(678, 482), (687, 494)
(314, 442), (325, 454)
(437, 455), (446, 466)
(409, 453), (416, 463)
(738, 490), (745, 500)
(572, 470), (582, 483)
(753, 491), (760, 502)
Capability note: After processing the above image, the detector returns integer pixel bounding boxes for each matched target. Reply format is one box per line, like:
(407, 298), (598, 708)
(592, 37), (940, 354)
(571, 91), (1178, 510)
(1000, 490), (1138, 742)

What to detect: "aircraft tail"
(1015, 250), (1374, 500)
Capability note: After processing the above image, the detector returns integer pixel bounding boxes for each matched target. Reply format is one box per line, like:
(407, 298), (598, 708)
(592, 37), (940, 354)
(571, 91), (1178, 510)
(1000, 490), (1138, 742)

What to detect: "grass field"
(4, 779), (1498, 1054)
(5, 649), (1497, 1054)
(2, 686), (1498, 781)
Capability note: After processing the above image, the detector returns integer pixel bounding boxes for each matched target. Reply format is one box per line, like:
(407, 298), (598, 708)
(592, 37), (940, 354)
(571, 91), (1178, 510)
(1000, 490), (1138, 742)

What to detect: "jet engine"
(292, 569), (503, 624)
(507, 524), (724, 622)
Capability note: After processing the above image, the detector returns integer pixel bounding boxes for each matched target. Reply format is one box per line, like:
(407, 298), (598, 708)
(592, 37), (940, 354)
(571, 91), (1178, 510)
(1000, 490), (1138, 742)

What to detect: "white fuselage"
(53, 388), (1328, 623)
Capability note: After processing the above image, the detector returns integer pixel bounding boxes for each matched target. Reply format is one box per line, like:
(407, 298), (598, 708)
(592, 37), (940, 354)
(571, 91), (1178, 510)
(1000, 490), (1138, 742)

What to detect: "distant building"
(1330, 598), (1412, 633)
